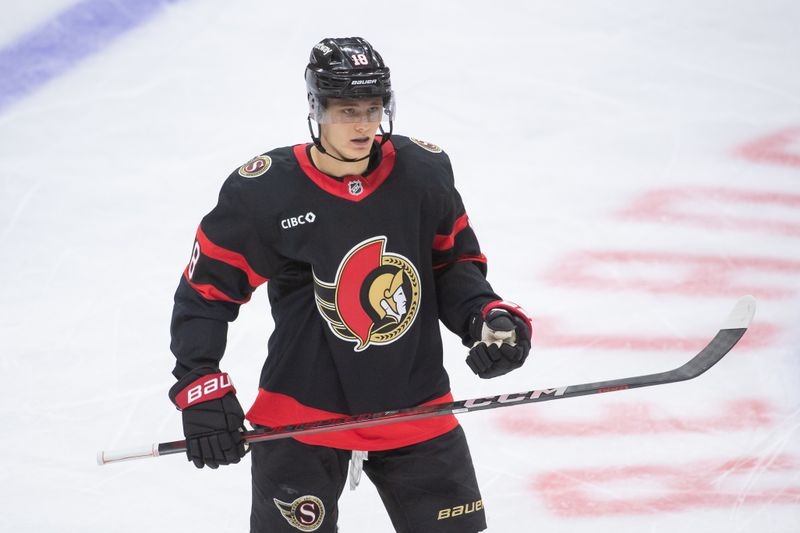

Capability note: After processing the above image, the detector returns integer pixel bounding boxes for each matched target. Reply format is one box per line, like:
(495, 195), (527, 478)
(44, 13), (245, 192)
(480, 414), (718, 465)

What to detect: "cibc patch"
(273, 495), (325, 531)
(238, 155), (272, 178)
(410, 137), (443, 153)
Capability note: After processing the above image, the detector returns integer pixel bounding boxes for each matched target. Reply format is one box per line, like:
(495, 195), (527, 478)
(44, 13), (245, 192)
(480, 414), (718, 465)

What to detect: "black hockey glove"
(169, 367), (248, 469)
(466, 301), (532, 379)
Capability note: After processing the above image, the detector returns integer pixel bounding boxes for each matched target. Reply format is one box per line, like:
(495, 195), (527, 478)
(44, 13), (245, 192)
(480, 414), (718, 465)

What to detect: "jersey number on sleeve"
(188, 241), (201, 279)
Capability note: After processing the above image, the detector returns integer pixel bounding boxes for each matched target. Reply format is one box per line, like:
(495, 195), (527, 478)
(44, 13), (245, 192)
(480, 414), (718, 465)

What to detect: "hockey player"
(168, 37), (533, 533)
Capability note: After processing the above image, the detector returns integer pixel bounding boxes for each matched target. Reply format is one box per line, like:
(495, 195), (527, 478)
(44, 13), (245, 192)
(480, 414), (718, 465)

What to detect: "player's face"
(320, 97), (383, 159)
(393, 286), (407, 315)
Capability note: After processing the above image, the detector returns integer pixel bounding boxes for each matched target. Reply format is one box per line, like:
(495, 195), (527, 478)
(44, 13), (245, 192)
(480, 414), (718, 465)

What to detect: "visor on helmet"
(309, 92), (396, 124)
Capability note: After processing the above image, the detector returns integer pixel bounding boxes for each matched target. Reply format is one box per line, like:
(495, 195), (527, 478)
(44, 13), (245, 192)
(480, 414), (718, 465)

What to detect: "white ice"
(1, 1), (799, 531)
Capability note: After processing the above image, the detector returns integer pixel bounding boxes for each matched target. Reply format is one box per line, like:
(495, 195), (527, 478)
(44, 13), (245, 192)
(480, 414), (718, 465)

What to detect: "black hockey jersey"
(170, 135), (500, 451)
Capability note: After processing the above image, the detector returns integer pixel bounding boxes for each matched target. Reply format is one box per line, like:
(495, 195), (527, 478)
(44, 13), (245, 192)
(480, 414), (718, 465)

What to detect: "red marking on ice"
(498, 398), (772, 437)
(534, 318), (780, 351)
(533, 455), (800, 517)
(619, 187), (800, 237)
(545, 250), (800, 299)
(736, 128), (800, 168)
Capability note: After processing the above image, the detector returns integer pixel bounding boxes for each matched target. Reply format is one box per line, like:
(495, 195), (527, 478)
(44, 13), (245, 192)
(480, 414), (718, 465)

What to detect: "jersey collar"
(293, 138), (396, 202)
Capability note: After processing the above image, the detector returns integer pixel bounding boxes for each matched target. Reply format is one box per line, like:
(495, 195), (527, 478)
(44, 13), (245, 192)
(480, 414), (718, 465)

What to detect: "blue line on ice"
(0, 0), (180, 114)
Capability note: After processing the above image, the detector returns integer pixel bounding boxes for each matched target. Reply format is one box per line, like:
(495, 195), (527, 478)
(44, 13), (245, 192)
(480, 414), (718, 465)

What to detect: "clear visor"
(311, 92), (396, 124)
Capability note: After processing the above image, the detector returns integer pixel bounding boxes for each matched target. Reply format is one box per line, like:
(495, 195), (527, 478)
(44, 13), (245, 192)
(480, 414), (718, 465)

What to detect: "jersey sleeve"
(170, 175), (277, 379)
(433, 158), (500, 344)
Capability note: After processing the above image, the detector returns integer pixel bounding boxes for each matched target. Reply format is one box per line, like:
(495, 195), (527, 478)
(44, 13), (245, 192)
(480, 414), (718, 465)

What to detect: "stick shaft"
(98, 296), (755, 466)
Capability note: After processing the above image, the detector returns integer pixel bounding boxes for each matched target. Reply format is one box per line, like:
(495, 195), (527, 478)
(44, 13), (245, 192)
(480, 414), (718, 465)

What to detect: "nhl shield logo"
(347, 179), (364, 196)
(273, 495), (325, 531)
(313, 236), (421, 352)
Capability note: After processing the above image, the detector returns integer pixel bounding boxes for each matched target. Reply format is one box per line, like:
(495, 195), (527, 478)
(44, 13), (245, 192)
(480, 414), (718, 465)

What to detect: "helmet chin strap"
(307, 117), (394, 164)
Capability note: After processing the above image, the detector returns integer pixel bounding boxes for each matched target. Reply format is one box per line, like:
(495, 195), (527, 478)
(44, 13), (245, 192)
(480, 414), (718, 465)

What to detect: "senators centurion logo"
(314, 236), (421, 352)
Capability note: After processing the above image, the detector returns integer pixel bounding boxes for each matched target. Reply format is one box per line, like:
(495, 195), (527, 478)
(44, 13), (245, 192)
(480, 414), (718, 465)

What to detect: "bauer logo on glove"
(168, 367), (248, 469)
(465, 300), (532, 379)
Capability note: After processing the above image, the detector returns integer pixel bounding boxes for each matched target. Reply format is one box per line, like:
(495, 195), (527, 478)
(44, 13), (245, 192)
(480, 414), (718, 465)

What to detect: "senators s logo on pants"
(273, 495), (325, 531)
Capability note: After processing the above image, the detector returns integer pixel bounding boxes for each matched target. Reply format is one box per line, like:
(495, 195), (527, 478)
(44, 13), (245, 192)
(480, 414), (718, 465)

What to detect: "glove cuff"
(482, 300), (533, 338)
(169, 367), (236, 410)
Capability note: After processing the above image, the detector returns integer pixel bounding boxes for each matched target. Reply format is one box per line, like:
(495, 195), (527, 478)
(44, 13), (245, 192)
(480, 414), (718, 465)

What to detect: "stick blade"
(721, 295), (757, 331)
(672, 295), (756, 382)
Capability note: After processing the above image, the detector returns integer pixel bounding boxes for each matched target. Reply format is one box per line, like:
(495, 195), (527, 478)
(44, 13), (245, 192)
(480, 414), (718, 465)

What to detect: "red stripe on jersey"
(183, 266), (251, 304)
(293, 138), (396, 202)
(246, 390), (459, 451)
(433, 253), (488, 270)
(433, 213), (470, 251)
(195, 226), (269, 287)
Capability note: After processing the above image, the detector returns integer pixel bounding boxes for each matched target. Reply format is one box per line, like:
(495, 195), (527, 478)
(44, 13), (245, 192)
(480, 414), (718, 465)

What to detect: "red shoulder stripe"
(195, 225), (269, 287)
(433, 213), (470, 251)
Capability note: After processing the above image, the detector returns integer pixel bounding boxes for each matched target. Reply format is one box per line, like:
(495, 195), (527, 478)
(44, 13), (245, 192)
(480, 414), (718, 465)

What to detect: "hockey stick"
(97, 295), (756, 466)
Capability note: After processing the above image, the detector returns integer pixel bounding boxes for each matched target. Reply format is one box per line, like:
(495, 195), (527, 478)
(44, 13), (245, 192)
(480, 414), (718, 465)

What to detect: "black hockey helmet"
(305, 37), (394, 117)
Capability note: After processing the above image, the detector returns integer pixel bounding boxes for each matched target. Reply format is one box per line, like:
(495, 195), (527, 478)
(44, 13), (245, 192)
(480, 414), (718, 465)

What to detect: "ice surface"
(1, 1), (798, 531)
